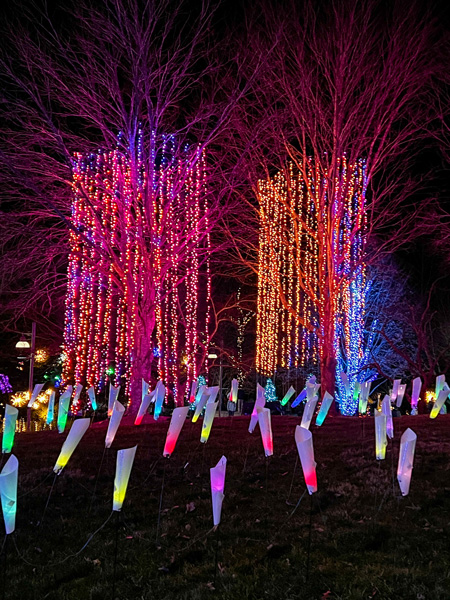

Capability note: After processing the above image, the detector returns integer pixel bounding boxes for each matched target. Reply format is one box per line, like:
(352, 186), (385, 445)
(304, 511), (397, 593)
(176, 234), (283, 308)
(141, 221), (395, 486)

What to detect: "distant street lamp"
(16, 322), (36, 431)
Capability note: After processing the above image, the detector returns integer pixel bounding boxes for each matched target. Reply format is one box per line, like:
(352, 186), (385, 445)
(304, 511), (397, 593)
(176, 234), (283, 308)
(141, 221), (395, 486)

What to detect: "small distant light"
(208, 353), (218, 359)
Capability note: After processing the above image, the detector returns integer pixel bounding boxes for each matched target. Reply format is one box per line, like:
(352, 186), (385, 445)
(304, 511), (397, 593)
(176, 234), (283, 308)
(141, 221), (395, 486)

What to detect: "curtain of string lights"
(256, 157), (368, 414)
(62, 129), (211, 408)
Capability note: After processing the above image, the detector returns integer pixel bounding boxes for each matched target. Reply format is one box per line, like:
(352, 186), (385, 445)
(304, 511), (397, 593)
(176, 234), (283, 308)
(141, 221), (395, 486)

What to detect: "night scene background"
(0, 0), (450, 598)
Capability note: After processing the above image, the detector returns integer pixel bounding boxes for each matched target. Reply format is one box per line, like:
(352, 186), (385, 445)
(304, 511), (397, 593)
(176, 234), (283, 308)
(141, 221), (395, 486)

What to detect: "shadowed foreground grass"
(3, 414), (450, 599)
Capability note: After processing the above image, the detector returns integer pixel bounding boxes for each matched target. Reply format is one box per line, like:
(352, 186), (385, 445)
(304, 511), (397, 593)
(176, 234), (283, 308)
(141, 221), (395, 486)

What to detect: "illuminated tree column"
(255, 157), (367, 402)
(62, 129), (211, 408)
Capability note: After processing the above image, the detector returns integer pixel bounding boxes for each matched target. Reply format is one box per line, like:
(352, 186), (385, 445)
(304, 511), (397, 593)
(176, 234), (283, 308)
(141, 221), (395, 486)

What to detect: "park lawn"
(4, 413), (450, 600)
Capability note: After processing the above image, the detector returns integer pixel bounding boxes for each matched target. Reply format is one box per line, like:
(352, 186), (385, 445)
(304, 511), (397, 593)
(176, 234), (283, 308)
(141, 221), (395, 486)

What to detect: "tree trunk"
(128, 297), (156, 413)
(320, 301), (339, 415)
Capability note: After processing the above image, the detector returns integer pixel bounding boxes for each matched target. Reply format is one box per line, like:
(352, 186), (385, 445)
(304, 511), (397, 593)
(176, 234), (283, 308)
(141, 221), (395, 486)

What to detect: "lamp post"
(16, 322), (36, 431)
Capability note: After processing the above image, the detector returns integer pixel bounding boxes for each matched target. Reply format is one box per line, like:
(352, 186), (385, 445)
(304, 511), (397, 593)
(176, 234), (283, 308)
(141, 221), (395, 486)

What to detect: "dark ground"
(3, 413), (450, 600)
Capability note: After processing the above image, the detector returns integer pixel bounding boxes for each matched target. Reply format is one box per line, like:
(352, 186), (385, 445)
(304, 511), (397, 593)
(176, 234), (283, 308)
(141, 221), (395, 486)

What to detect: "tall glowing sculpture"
(255, 158), (369, 414)
(62, 129), (211, 407)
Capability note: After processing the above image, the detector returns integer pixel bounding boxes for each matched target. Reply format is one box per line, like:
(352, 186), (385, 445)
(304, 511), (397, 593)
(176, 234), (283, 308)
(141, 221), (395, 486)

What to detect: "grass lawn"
(4, 413), (450, 599)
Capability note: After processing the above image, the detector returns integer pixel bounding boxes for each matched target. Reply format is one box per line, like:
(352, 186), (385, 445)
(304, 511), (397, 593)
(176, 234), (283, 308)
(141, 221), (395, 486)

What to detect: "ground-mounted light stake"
(315, 392), (333, 426)
(0, 455), (18, 535)
(163, 406), (189, 458)
(281, 386), (295, 407)
(108, 384), (120, 417)
(27, 383), (44, 408)
(229, 379), (238, 404)
(381, 395), (393, 439)
(207, 386), (219, 404)
(54, 418), (90, 475)
(397, 428), (417, 496)
(396, 383), (406, 408)
(306, 382), (320, 402)
(301, 397), (318, 430)
(142, 379), (149, 402)
(87, 386), (97, 411)
(359, 381), (371, 414)
(189, 380), (197, 404)
(295, 426), (317, 494)
(430, 387), (449, 419)
(201, 401), (218, 444)
(153, 381), (166, 421)
(46, 391), (55, 425)
(375, 411), (387, 460)
(411, 377), (421, 414)
(210, 455), (226, 527)
(2, 406), (18, 455)
(435, 374), (446, 399)
(105, 401), (125, 448)
(352, 382), (361, 408)
(134, 390), (155, 426)
(291, 389), (307, 409)
(257, 407), (273, 457)
(249, 384), (265, 433)
(192, 392), (209, 423)
(57, 386), (73, 434)
(113, 446), (137, 512)
(73, 383), (83, 407)
(194, 385), (207, 404)
(391, 379), (401, 403)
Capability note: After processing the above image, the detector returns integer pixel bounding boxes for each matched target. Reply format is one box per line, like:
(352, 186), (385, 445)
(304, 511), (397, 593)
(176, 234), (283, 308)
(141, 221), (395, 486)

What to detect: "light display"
(210, 455), (226, 527)
(163, 406), (189, 457)
(200, 400), (218, 443)
(113, 446), (137, 512)
(46, 391), (55, 425)
(249, 384), (265, 433)
(11, 389), (52, 411)
(397, 428), (417, 496)
(257, 407), (273, 457)
(2, 405), (18, 454)
(374, 411), (387, 460)
(301, 397), (318, 430)
(0, 455), (18, 534)
(295, 426), (317, 494)
(62, 129), (211, 407)
(255, 158), (369, 414)
(57, 387), (72, 434)
(54, 418), (90, 474)
(411, 377), (422, 414)
(315, 392), (333, 426)
(105, 401), (125, 447)
(0, 375), (13, 394)
(281, 386), (295, 406)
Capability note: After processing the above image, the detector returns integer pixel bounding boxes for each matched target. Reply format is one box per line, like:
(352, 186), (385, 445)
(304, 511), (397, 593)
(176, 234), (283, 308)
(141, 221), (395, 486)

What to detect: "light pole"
(16, 322), (36, 431)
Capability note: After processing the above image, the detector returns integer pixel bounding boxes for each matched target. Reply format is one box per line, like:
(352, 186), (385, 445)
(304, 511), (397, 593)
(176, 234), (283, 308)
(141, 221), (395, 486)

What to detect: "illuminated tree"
(235, 0), (443, 402)
(0, 0), (249, 407)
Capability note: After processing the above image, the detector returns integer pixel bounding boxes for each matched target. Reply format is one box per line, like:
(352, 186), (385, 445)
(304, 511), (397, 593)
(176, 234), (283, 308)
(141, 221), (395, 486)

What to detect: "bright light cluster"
(62, 129), (211, 403)
(10, 389), (52, 410)
(256, 157), (368, 414)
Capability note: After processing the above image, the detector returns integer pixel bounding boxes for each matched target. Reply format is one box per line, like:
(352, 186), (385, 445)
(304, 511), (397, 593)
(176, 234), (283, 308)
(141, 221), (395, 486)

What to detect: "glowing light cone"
(210, 455), (226, 527)
(301, 397), (318, 430)
(340, 372), (350, 397)
(54, 418), (90, 474)
(381, 395), (393, 439)
(46, 391), (55, 425)
(229, 379), (238, 404)
(105, 401), (125, 448)
(435, 374), (446, 399)
(391, 379), (401, 403)
(306, 382), (320, 401)
(2, 405), (18, 454)
(57, 386), (73, 434)
(249, 384), (265, 433)
(0, 455), (18, 534)
(396, 384), (406, 408)
(87, 386), (97, 411)
(189, 380), (197, 404)
(257, 407), (273, 457)
(163, 406), (189, 457)
(201, 401), (218, 443)
(73, 383), (83, 406)
(295, 425), (317, 494)
(353, 382), (361, 408)
(113, 446), (137, 511)
(315, 392), (333, 426)
(142, 379), (149, 401)
(108, 384), (120, 417)
(411, 377), (421, 414)
(375, 411), (387, 460)
(430, 387), (448, 419)
(359, 381), (371, 414)
(207, 386), (219, 404)
(153, 381), (166, 421)
(291, 389), (307, 409)
(192, 392), (209, 423)
(195, 385), (207, 404)
(135, 389), (156, 426)
(27, 383), (44, 408)
(281, 386), (295, 406)
(397, 428), (417, 496)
